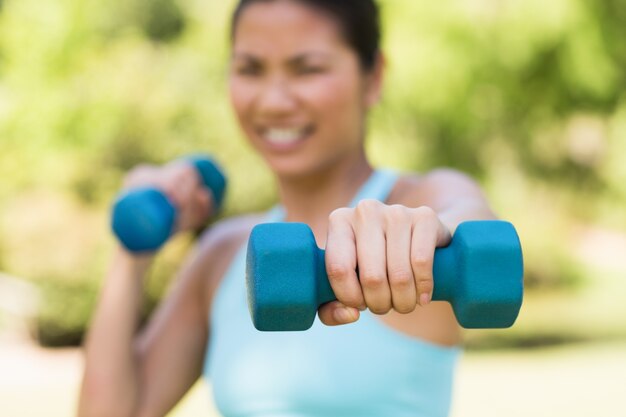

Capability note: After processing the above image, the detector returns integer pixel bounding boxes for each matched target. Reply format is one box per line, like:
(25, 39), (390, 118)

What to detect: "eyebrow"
(231, 51), (334, 64)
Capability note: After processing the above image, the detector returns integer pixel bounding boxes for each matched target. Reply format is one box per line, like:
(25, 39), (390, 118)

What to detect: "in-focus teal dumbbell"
(246, 220), (523, 331)
(111, 155), (226, 252)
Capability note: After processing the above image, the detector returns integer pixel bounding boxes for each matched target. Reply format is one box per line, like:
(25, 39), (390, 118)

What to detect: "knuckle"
(337, 294), (364, 309)
(388, 269), (413, 290)
(410, 253), (432, 272)
(131, 163), (151, 174)
(369, 304), (392, 315)
(394, 302), (416, 314)
(328, 207), (352, 224)
(359, 270), (386, 289)
(413, 205), (437, 220)
(415, 276), (434, 292)
(326, 262), (353, 282)
(385, 204), (410, 224)
(172, 164), (196, 183)
(355, 199), (382, 216)
(124, 164), (154, 187)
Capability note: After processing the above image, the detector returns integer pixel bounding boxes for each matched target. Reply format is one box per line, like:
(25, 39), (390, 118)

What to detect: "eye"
(295, 65), (327, 76)
(232, 59), (264, 77)
(302, 66), (324, 74)
(234, 65), (263, 76)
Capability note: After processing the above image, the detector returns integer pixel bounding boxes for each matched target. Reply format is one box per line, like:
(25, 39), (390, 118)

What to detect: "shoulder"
(197, 213), (263, 255)
(191, 213), (266, 310)
(389, 168), (487, 209)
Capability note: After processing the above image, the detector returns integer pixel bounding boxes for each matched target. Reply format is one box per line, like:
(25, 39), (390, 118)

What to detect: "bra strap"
(265, 169), (400, 222)
(348, 169), (399, 208)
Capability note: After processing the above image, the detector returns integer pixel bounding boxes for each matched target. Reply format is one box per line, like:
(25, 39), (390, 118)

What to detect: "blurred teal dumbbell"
(246, 220), (523, 331)
(111, 155), (226, 252)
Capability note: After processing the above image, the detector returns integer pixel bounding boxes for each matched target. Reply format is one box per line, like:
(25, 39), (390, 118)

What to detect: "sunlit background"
(1, 0), (625, 416)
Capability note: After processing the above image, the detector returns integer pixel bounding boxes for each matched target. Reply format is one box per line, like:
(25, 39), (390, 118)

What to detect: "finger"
(353, 200), (391, 314)
(385, 205), (417, 313)
(326, 208), (365, 310)
(180, 189), (212, 231)
(164, 164), (198, 209)
(194, 188), (213, 220)
(410, 207), (440, 306)
(122, 164), (159, 190)
(318, 301), (360, 326)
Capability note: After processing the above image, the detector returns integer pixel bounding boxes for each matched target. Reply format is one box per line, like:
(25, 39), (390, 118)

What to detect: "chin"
(268, 162), (315, 179)
(265, 157), (330, 180)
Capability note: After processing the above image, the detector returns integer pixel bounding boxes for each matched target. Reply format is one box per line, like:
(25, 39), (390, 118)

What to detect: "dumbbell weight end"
(431, 221), (524, 328)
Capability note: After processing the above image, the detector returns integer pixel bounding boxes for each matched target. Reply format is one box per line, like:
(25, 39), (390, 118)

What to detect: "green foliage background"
(0, 0), (625, 347)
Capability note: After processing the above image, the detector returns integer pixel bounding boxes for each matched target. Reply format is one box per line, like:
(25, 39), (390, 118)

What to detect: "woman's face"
(229, 0), (381, 178)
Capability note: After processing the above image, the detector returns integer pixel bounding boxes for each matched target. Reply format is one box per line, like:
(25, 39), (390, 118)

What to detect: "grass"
(451, 341), (626, 417)
(464, 234), (626, 350)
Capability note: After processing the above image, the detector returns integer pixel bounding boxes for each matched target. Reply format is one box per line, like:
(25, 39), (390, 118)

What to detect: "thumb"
(318, 301), (360, 326)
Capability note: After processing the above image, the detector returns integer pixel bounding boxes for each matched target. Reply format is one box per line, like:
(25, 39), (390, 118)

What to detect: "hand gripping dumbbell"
(111, 155), (226, 252)
(246, 220), (523, 330)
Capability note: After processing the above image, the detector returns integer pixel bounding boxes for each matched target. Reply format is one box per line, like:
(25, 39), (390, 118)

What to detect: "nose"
(256, 76), (297, 117)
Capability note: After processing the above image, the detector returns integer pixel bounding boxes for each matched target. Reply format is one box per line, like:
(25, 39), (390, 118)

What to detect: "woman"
(79, 0), (496, 416)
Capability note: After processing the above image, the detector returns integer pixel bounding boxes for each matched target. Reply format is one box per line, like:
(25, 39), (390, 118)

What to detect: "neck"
(275, 151), (372, 245)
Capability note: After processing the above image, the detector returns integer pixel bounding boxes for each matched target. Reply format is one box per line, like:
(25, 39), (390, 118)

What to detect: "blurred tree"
(0, 0), (625, 346)
(134, 0), (186, 42)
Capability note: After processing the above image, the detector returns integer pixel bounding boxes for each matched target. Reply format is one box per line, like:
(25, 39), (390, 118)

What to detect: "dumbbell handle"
(111, 155), (226, 252)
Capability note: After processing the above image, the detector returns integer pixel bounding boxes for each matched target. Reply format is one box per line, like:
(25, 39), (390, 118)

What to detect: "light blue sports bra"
(204, 170), (461, 417)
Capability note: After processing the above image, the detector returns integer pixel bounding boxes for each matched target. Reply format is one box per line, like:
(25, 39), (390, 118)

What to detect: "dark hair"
(231, 0), (381, 72)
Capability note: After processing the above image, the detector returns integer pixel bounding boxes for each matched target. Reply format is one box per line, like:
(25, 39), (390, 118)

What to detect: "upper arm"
(132, 218), (255, 417)
(395, 169), (496, 232)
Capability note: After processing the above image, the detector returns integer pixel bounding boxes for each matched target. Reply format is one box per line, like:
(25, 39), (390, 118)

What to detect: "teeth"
(263, 128), (307, 144)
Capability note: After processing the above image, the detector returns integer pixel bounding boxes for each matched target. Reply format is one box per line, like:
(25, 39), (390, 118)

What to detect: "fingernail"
(335, 307), (357, 323)
(420, 293), (431, 306)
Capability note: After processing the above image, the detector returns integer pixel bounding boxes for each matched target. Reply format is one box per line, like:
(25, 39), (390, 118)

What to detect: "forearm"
(438, 197), (497, 234)
(78, 249), (153, 417)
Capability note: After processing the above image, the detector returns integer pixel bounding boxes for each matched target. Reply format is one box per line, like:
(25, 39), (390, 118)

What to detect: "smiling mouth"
(258, 126), (315, 147)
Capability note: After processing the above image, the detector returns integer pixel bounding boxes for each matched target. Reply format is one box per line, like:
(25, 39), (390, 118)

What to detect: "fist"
(319, 200), (451, 326)
(122, 160), (213, 234)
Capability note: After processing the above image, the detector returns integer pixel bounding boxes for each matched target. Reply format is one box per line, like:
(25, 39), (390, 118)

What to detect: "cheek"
(229, 79), (254, 126)
(301, 74), (363, 130)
